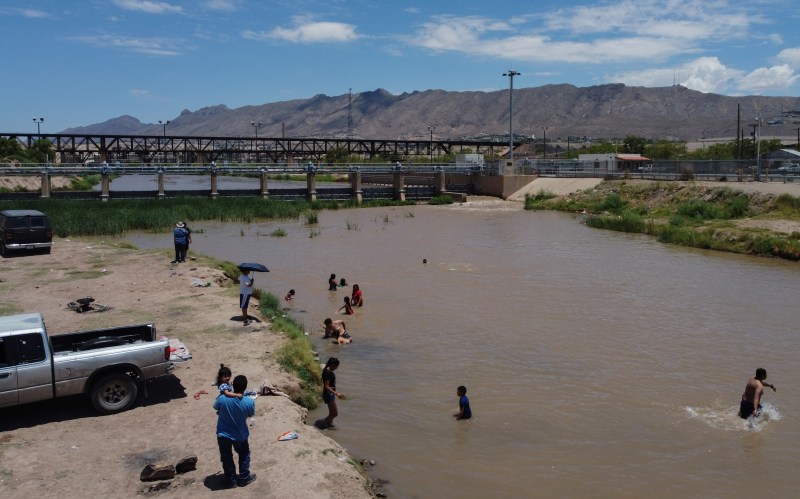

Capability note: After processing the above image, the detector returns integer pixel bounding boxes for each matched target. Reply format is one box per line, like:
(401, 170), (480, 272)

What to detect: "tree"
(644, 140), (687, 160)
(27, 139), (56, 163)
(324, 146), (350, 164)
(0, 137), (25, 162)
(622, 135), (648, 155)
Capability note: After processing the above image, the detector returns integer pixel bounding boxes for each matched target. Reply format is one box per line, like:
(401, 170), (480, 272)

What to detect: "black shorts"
(323, 390), (336, 404)
(739, 400), (761, 419)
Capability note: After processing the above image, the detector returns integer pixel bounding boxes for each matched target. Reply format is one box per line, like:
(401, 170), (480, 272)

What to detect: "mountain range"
(61, 84), (800, 143)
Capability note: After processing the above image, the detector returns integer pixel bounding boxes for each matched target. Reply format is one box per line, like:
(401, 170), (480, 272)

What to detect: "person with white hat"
(172, 221), (191, 263)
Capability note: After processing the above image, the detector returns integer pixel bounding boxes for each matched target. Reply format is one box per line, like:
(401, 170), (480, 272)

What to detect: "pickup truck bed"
(50, 324), (155, 354)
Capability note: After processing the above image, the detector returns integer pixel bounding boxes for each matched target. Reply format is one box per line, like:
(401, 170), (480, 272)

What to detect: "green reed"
(0, 197), (332, 237)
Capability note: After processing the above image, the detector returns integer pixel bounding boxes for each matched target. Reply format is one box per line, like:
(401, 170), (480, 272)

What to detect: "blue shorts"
(239, 294), (251, 309)
(323, 390), (336, 404)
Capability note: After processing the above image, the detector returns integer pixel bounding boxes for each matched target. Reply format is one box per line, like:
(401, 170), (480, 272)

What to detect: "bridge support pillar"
(393, 172), (406, 201)
(101, 172), (110, 202)
(210, 167), (218, 199)
(157, 170), (165, 199)
(434, 171), (446, 195)
(40, 172), (51, 198)
(350, 171), (362, 204)
(307, 172), (317, 202)
(260, 169), (269, 198)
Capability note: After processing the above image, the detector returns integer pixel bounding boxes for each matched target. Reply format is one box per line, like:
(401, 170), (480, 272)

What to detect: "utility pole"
(347, 88), (353, 139)
(749, 124), (758, 159)
(502, 69), (521, 171)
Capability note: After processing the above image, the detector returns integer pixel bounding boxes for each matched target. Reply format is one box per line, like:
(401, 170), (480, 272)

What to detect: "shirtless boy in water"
(320, 318), (351, 344)
(739, 368), (776, 419)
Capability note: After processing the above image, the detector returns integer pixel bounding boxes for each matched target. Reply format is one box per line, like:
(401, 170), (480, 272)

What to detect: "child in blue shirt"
(454, 385), (471, 420)
(216, 364), (242, 399)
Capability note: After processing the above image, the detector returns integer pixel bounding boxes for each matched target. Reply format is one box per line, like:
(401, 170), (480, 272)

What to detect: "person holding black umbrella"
(239, 269), (254, 325)
(236, 263), (269, 326)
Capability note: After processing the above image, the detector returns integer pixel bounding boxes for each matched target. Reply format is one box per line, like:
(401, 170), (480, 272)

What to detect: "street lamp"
(427, 125), (435, 163)
(32, 117), (44, 136)
(502, 69), (521, 171)
(541, 127), (548, 159)
(158, 120), (170, 136)
(251, 121), (263, 139)
(755, 117), (762, 181)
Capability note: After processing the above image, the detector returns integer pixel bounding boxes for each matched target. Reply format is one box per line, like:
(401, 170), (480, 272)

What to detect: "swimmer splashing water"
(739, 368), (776, 419)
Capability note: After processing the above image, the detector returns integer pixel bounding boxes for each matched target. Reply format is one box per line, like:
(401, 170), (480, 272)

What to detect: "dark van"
(0, 209), (52, 256)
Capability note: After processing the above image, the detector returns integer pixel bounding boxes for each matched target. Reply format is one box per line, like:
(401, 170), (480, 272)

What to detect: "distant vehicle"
(777, 163), (800, 174)
(637, 164), (654, 172)
(0, 210), (52, 257)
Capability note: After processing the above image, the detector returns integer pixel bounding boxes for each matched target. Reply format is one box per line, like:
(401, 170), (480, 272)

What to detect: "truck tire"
(90, 373), (139, 414)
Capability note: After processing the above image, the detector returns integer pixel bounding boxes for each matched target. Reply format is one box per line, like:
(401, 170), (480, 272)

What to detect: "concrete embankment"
(505, 177), (604, 201)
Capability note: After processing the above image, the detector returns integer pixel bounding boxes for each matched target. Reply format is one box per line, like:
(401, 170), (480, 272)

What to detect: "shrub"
(428, 195), (454, 205)
(595, 193), (625, 213)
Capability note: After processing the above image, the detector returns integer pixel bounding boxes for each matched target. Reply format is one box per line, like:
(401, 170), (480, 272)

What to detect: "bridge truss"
(2, 133), (506, 164)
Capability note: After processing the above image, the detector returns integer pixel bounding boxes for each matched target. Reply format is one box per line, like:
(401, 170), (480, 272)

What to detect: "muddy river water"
(126, 199), (800, 498)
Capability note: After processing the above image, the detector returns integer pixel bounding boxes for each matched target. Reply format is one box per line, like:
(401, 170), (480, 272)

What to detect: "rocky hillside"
(61, 84), (800, 142)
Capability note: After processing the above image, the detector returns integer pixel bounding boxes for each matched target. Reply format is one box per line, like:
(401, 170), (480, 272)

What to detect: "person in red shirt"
(351, 284), (363, 307)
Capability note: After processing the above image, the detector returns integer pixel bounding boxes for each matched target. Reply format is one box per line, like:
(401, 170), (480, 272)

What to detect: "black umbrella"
(237, 262), (270, 272)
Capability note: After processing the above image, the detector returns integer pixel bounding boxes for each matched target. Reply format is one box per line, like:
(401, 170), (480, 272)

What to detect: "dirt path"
(0, 239), (371, 498)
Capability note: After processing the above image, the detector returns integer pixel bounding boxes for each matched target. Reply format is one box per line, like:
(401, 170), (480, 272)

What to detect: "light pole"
(755, 117), (762, 181)
(251, 121), (262, 139)
(502, 69), (521, 172)
(158, 120), (170, 136)
(541, 127), (548, 159)
(427, 125), (435, 163)
(32, 117), (44, 136)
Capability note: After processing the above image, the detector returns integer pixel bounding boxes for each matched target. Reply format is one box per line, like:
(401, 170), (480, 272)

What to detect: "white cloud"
(203, 0), (238, 11)
(410, 16), (690, 63)
(776, 47), (800, 68)
(543, 0), (753, 41)
(68, 35), (183, 56)
(606, 57), (799, 95)
(112, 0), (183, 14)
(608, 57), (744, 93)
(737, 65), (798, 93)
(20, 8), (49, 18)
(129, 89), (153, 99)
(0, 7), (49, 18)
(243, 19), (359, 44)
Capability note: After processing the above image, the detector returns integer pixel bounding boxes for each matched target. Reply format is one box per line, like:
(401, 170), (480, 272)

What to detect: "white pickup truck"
(0, 313), (184, 414)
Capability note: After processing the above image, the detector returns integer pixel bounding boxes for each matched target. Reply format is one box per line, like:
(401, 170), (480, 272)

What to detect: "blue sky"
(2, 0), (799, 133)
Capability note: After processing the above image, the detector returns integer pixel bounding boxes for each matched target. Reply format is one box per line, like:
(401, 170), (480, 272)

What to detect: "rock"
(140, 463), (176, 481)
(175, 455), (197, 474)
(147, 481), (171, 492)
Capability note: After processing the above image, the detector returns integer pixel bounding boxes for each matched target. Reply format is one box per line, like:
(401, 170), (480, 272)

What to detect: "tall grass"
(585, 210), (646, 233)
(675, 193), (750, 220)
(0, 197), (331, 237)
(256, 290), (322, 409)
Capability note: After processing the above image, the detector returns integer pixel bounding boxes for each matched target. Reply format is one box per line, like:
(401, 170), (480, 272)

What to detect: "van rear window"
(29, 217), (47, 228)
(9, 218), (28, 229)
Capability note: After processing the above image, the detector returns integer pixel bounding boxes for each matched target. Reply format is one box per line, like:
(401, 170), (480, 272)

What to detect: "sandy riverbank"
(0, 239), (372, 498)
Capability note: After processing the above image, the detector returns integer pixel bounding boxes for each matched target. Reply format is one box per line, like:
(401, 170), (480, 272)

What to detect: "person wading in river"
(739, 368), (776, 419)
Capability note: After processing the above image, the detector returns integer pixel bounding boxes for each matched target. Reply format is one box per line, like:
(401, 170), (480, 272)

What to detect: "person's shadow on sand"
(203, 473), (234, 491)
(229, 315), (262, 324)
